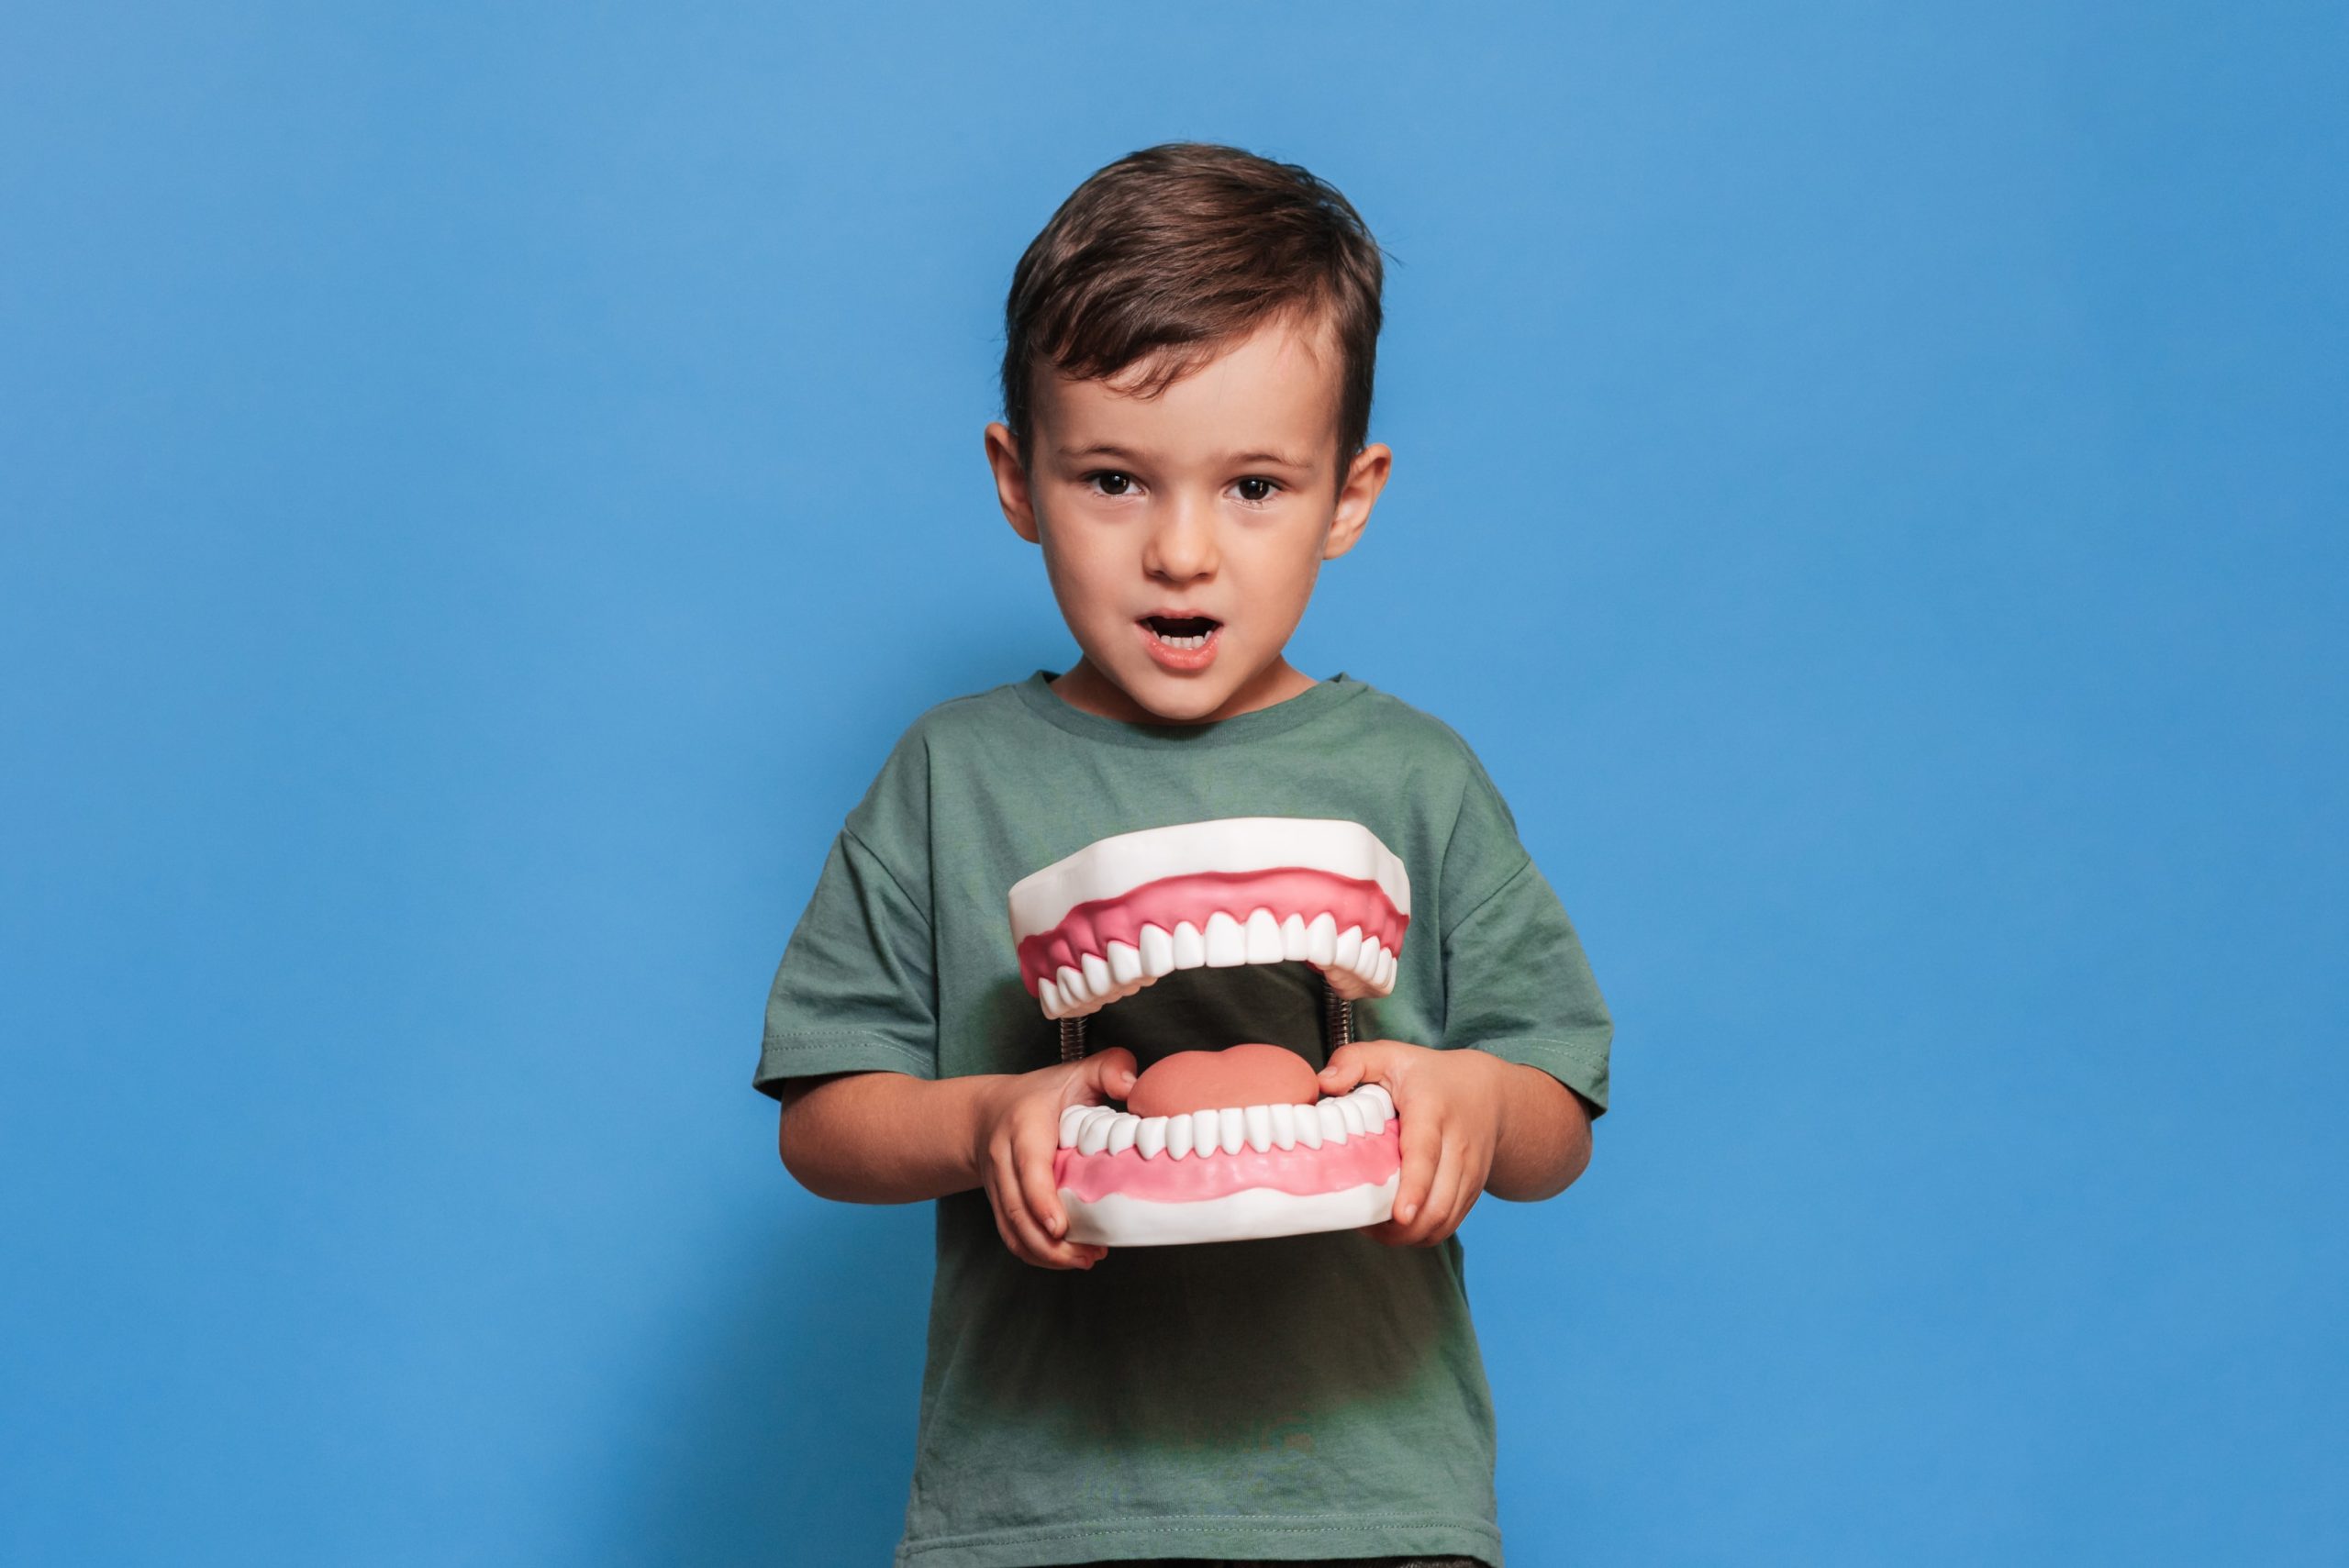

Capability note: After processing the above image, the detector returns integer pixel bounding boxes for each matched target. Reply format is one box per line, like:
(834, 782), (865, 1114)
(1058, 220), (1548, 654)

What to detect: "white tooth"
(1057, 964), (1089, 1004)
(1167, 1113), (1194, 1159)
(1306, 911), (1337, 964)
(1107, 940), (1142, 985)
(1355, 1083), (1395, 1122)
(1268, 1102), (1297, 1150)
(1358, 939), (1383, 985)
(1137, 1116), (1167, 1160)
(1106, 1114), (1139, 1155)
(1334, 925), (1364, 971)
(1059, 1105), (1092, 1148)
(1338, 1096), (1368, 1136)
(1281, 912), (1310, 960)
(1376, 948), (1397, 991)
(1317, 1098), (1349, 1144)
(1173, 920), (1207, 969)
(1219, 1106), (1246, 1154)
(1351, 1089), (1386, 1135)
(1191, 1107), (1221, 1156)
(1040, 978), (1064, 1017)
(1081, 951), (1112, 995)
(1204, 911), (1247, 966)
(1243, 1104), (1273, 1152)
(1244, 907), (1285, 963)
(1295, 1104), (1322, 1149)
(1139, 923), (1175, 976)
(1077, 1106), (1119, 1154)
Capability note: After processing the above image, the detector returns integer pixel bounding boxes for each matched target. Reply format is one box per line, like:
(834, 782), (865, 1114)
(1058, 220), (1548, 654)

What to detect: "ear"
(985, 421), (1041, 544)
(1322, 441), (1392, 562)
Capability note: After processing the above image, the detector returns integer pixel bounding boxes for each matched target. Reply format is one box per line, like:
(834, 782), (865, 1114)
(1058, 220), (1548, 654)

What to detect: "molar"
(1076, 1106), (1119, 1155)
(1106, 1113), (1139, 1155)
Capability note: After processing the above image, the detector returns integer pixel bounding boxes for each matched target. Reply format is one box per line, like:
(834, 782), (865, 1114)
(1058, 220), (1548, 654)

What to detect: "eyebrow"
(1056, 443), (1315, 470)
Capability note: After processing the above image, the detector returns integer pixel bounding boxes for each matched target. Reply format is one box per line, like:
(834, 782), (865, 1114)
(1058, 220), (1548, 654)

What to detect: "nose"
(1141, 492), (1219, 584)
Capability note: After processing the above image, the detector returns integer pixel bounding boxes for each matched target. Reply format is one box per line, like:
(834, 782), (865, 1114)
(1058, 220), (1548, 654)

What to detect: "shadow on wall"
(598, 1197), (934, 1566)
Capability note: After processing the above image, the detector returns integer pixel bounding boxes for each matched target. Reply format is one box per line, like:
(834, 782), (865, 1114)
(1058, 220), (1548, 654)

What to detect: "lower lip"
(1138, 620), (1221, 672)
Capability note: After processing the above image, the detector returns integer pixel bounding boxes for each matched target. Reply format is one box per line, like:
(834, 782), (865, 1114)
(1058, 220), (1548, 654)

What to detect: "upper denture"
(1007, 817), (1412, 1018)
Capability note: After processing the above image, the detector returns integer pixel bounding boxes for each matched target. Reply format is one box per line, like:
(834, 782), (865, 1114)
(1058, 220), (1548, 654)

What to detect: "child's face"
(985, 309), (1392, 725)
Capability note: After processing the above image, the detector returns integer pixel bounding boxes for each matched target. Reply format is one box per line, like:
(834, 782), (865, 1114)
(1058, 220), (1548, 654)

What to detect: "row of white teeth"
(1057, 1084), (1395, 1161)
(1040, 910), (1399, 1017)
(1152, 628), (1211, 649)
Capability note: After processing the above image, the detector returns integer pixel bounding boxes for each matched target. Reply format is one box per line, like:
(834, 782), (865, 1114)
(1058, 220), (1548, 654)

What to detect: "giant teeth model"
(1007, 817), (1413, 1246)
(1008, 816), (1411, 1019)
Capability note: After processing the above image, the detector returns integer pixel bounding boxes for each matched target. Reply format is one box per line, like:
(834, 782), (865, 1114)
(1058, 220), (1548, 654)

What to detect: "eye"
(1234, 476), (1282, 506)
(1083, 470), (1138, 497)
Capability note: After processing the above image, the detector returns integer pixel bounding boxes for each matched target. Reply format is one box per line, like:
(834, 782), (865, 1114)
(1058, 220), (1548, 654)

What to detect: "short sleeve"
(1435, 748), (1613, 1118)
(751, 825), (940, 1099)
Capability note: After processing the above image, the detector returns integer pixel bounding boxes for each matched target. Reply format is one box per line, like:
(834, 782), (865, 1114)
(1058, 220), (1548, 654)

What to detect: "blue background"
(6, 3), (2343, 1563)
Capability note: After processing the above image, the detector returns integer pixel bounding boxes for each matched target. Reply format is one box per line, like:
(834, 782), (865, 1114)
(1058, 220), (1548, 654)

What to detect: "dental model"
(1008, 817), (1412, 1246)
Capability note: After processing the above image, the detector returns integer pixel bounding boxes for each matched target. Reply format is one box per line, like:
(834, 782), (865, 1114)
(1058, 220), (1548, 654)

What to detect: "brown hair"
(999, 141), (1387, 485)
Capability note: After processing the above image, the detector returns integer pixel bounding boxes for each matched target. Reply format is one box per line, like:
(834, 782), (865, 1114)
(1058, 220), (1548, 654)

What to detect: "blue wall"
(5, 3), (2342, 1562)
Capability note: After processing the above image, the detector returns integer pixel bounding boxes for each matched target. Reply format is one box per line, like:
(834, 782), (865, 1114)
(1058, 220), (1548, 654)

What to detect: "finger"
(992, 1143), (1077, 1267)
(1085, 1046), (1140, 1101)
(1318, 1041), (1369, 1094)
(1017, 1132), (1105, 1268)
(1018, 1129), (1068, 1240)
(1386, 1106), (1443, 1235)
(1404, 1133), (1471, 1246)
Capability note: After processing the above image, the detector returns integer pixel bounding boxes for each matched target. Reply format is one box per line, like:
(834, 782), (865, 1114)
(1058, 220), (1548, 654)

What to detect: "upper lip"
(1138, 607), (1223, 624)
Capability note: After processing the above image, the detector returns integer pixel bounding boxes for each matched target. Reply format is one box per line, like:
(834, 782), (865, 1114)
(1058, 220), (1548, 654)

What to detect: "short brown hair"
(999, 141), (1387, 484)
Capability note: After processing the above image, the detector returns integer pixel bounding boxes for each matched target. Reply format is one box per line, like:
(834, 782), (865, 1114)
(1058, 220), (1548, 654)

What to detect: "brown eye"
(1088, 472), (1134, 496)
(1237, 476), (1278, 503)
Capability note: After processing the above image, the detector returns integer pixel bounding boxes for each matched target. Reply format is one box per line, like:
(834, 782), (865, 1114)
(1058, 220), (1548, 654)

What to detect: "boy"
(758, 142), (1611, 1568)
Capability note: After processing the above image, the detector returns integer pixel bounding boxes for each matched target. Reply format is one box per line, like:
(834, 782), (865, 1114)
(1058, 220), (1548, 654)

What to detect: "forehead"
(1036, 310), (1341, 466)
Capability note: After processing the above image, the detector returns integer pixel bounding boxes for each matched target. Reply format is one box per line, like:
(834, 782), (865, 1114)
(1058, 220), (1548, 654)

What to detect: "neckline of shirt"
(1012, 668), (1365, 749)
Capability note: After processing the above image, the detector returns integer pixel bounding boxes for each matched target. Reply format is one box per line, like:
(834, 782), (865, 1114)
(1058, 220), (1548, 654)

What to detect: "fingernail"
(1399, 1202), (1418, 1221)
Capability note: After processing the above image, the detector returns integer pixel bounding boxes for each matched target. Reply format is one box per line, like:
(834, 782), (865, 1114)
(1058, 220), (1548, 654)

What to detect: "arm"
(1483, 1055), (1595, 1202)
(776, 1051), (1139, 1272)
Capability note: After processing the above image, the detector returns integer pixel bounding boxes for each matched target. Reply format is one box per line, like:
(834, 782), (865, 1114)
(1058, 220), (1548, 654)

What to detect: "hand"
(1317, 1039), (1507, 1247)
(972, 1049), (1138, 1270)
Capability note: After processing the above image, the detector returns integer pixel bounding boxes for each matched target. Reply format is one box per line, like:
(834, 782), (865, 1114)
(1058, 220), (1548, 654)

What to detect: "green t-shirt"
(756, 670), (1611, 1568)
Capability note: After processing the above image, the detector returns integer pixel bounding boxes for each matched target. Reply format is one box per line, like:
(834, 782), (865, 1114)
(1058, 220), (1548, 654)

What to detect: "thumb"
(1083, 1047), (1139, 1101)
(1318, 1042), (1371, 1094)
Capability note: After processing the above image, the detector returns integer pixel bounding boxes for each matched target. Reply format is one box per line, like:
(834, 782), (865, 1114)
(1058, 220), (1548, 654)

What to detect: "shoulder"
(1339, 679), (1515, 809)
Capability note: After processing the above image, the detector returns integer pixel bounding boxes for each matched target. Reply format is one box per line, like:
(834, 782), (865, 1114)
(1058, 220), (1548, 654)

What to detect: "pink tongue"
(1127, 1043), (1320, 1118)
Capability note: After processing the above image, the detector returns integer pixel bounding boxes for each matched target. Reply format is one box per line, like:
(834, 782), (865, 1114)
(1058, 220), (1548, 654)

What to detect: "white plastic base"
(1059, 1173), (1398, 1247)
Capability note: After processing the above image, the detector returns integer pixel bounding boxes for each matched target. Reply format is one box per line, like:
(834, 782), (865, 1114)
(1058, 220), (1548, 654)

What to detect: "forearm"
(777, 1070), (1006, 1204)
(1482, 1056), (1593, 1202)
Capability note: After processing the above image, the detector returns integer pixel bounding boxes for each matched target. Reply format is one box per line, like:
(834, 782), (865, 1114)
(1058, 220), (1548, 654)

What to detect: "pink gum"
(1017, 866), (1408, 997)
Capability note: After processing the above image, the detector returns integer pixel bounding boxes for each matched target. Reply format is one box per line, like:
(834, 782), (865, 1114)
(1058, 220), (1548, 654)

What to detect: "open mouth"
(1007, 817), (1414, 1246)
(1137, 613), (1223, 670)
(1141, 613), (1220, 649)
